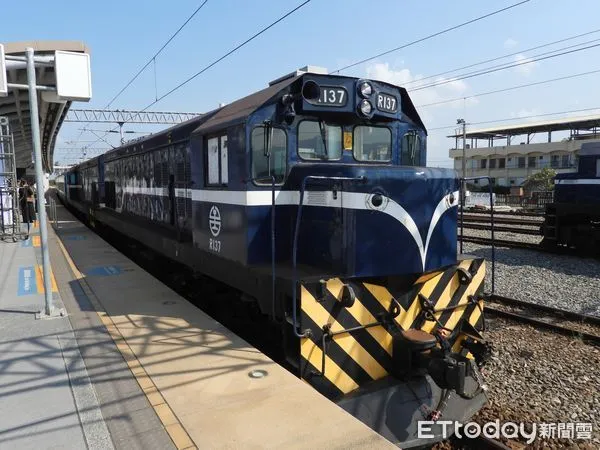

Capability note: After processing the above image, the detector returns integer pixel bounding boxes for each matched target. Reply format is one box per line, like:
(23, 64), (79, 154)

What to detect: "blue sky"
(4, 0), (600, 166)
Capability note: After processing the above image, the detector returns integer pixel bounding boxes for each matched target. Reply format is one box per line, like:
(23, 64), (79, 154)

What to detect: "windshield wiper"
(318, 119), (329, 160)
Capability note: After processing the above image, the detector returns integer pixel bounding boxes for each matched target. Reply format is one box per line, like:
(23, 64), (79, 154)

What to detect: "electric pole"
(457, 118), (467, 178)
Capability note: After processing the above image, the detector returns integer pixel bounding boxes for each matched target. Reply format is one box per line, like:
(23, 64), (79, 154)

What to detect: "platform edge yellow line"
(55, 236), (195, 450)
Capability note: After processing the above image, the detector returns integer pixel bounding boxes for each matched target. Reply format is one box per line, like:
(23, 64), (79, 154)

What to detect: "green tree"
(523, 167), (556, 192)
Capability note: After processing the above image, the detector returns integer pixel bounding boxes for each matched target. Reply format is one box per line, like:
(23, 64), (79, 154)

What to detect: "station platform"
(0, 196), (396, 449)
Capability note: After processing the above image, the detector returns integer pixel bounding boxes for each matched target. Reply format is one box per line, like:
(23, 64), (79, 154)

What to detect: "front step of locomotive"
(295, 260), (489, 448)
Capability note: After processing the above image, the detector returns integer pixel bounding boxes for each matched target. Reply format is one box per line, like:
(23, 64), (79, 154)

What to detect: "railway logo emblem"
(209, 205), (221, 237)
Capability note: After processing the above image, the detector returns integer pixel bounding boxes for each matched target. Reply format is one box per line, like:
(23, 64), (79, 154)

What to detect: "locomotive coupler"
(390, 325), (488, 398)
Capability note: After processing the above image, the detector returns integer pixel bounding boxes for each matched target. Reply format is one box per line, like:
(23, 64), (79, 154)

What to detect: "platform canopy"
(447, 114), (600, 139)
(0, 41), (90, 173)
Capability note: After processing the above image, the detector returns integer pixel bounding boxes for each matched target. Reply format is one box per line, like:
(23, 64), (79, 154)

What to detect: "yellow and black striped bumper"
(299, 258), (486, 397)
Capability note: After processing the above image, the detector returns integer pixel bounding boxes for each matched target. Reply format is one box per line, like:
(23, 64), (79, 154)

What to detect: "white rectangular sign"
(54, 50), (92, 101)
(0, 44), (7, 97)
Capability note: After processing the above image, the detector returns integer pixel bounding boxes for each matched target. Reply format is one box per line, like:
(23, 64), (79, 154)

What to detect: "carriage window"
(251, 126), (287, 184)
(297, 121), (342, 160)
(207, 134), (228, 186)
(402, 131), (421, 166)
(353, 126), (391, 162)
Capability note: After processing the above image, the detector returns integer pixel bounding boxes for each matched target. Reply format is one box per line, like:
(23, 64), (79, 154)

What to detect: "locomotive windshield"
(297, 120), (342, 160)
(353, 126), (391, 162)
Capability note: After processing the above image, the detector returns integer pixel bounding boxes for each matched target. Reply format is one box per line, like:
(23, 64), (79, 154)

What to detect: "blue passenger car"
(57, 67), (490, 448)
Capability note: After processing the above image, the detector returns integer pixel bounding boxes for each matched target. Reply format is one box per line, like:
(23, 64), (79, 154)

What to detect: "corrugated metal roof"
(447, 114), (600, 139)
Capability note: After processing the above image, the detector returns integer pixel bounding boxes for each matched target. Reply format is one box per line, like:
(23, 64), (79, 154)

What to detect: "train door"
(173, 142), (192, 239)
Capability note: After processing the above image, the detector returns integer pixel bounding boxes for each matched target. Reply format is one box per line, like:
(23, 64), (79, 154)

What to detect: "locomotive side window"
(297, 121), (342, 160)
(220, 136), (228, 184)
(353, 126), (391, 162)
(401, 131), (421, 166)
(251, 126), (287, 184)
(207, 134), (228, 186)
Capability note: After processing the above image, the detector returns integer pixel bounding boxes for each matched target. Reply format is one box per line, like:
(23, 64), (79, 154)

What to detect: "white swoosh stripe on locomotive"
(118, 186), (458, 270)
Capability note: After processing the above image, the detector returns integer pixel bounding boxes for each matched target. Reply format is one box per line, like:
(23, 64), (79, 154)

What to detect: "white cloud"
(365, 62), (476, 117)
(513, 53), (537, 75)
(366, 63), (413, 85)
(433, 76), (468, 93)
(504, 38), (518, 49)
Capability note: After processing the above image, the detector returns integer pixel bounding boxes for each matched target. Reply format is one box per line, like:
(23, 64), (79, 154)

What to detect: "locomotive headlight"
(359, 99), (373, 116)
(358, 81), (373, 98)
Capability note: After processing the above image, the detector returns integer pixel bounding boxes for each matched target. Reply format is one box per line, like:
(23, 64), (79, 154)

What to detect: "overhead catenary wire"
(105, 0), (211, 109)
(403, 27), (600, 88)
(69, 1), (210, 149)
(79, 0), (312, 154)
(330, 0), (531, 74)
(417, 68), (600, 108)
(411, 41), (600, 91)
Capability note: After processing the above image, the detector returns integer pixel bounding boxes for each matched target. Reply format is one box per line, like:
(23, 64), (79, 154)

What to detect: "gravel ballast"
(471, 319), (600, 448)
(460, 242), (600, 317)
(433, 319), (600, 449)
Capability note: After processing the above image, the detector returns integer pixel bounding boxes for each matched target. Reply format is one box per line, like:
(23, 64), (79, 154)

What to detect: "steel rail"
(484, 294), (600, 345)
(460, 214), (542, 226)
(459, 235), (542, 251)
(488, 294), (600, 326)
(461, 223), (540, 235)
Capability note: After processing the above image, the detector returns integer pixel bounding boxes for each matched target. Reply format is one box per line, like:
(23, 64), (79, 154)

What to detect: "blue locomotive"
(542, 141), (600, 251)
(57, 67), (489, 448)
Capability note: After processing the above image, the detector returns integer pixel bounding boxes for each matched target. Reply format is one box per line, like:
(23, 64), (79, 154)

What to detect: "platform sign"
(54, 50), (92, 101)
(0, 44), (7, 97)
(17, 266), (37, 296)
(86, 265), (122, 277)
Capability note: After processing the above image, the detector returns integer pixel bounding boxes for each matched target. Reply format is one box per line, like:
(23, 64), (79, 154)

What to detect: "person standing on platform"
(18, 179), (36, 233)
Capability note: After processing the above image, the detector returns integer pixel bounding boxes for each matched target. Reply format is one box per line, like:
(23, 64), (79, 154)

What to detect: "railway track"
(460, 214), (543, 226)
(458, 235), (600, 258)
(460, 223), (540, 235)
(484, 294), (600, 346)
(461, 209), (543, 218)
(458, 235), (542, 251)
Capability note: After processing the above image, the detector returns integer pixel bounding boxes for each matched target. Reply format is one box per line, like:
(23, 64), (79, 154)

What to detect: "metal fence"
(495, 191), (554, 209)
(465, 191), (553, 210)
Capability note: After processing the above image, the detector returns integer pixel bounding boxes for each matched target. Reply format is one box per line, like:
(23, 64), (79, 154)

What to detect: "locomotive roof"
(192, 76), (300, 134)
(67, 72), (426, 172)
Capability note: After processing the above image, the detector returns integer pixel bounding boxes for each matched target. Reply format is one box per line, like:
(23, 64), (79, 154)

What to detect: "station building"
(448, 115), (600, 187)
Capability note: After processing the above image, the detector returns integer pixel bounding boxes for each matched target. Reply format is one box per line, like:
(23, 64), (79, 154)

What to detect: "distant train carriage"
(542, 142), (600, 251)
(57, 66), (490, 448)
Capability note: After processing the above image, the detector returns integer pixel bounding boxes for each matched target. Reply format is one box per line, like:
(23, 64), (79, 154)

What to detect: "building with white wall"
(448, 115), (600, 186)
